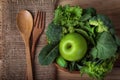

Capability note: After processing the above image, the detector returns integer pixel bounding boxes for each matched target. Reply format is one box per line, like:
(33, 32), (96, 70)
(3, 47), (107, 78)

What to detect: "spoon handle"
(25, 43), (33, 80)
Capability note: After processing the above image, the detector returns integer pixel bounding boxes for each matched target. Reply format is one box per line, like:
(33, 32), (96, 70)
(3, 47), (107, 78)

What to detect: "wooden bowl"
(54, 63), (80, 74)
(54, 63), (89, 80)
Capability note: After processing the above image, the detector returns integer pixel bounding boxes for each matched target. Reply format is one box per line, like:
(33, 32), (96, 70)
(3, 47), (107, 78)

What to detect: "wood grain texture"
(56, 67), (120, 80)
(17, 10), (34, 80)
(1, 0), (120, 80)
(0, 0), (2, 59)
(0, 0), (3, 79)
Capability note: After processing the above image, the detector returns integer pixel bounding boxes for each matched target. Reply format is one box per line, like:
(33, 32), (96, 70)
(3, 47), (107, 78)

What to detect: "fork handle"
(31, 43), (36, 62)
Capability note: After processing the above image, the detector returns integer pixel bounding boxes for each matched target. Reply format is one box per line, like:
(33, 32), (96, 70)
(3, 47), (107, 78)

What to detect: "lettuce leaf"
(90, 32), (118, 59)
(53, 5), (83, 27)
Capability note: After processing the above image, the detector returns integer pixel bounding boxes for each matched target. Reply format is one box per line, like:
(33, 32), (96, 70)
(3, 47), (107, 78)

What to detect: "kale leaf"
(81, 7), (96, 21)
(38, 44), (59, 65)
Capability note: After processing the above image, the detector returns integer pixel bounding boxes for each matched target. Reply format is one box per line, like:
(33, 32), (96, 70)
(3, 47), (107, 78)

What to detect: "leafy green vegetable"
(89, 14), (114, 33)
(80, 59), (114, 80)
(114, 35), (120, 46)
(89, 16), (99, 26)
(53, 5), (82, 33)
(77, 21), (96, 45)
(97, 14), (113, 28)
(75, 28), (89, 39)
(83, 7), (96, 16)
(38, 44), (59, 65)
(95, 15), (109, 33)
(81, 7), (96, 21)
(46, 22), (63, 44)
(80, 14), (92, 21)
(38, 5), (120, 80)
(75, 28), (95, 45)
(90, 32), (118, 59)
(113, 35), (120, 53)
(68, 61), (79, 72)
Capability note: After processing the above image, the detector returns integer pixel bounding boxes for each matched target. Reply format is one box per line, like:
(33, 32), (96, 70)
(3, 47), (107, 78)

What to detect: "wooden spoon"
(17, 10), (33, 80)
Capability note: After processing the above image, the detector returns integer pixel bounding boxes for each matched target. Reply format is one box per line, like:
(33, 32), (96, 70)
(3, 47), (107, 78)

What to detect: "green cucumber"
(56, 56), (67, 68)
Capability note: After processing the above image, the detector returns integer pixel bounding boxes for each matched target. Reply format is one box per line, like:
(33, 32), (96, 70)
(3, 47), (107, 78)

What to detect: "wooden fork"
(26, 11), (45, 80)
(31, 11), (46, 62)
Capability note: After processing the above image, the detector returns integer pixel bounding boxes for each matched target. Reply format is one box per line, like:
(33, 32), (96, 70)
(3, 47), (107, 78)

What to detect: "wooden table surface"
(0, 0), (120, 80)
(57, 67), (120, 80)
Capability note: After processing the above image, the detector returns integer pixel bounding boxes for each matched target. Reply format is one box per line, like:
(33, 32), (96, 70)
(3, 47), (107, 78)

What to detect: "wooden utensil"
(31, 11), (45, 62)
(17, 10), (33, 80)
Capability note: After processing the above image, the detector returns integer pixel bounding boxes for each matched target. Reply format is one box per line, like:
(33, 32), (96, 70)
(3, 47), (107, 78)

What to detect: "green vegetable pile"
(38, 5), (120, 80)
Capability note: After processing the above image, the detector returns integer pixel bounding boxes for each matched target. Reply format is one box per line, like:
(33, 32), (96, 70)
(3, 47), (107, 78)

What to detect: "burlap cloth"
(0, 0), (58, 80)
(0, 0), (120, 80)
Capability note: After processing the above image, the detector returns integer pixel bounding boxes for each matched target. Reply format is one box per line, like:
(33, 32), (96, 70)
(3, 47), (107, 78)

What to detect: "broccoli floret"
(62, 27), (68, 34)
(97, 14), (113, 33)
(96, 24), (108, 33)
(68, 26), (75, 33)
(88, 14), (114, 33)
(97, 14), (113, 28)
(89, 16), (99, 26)
(46, 22), (63, 44)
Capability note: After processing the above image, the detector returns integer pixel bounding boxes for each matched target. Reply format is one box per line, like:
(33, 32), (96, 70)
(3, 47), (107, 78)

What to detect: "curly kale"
(53, 5), (83, 33)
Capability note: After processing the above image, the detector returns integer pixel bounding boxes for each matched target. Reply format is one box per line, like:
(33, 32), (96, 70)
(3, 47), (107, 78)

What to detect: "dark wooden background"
(0, 0), (120, 80)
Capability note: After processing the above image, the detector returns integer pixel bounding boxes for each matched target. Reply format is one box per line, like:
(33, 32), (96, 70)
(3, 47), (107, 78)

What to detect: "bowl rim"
(54, 63), (80, 74)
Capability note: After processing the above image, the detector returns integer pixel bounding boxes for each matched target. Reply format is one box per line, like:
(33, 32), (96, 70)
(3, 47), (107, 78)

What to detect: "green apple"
(59, 33), (87, 61)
